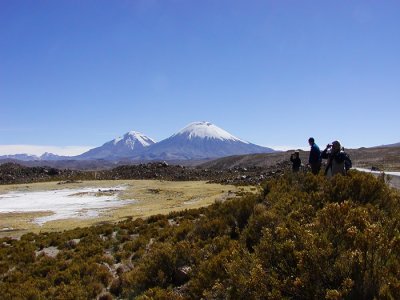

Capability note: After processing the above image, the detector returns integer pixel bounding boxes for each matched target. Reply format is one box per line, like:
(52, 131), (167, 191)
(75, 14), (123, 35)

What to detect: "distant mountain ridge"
(0, 121), (275, 162)
(0, 154), (40, 161)
(0, 153), (68, 161)
(375, 142), (400, 148)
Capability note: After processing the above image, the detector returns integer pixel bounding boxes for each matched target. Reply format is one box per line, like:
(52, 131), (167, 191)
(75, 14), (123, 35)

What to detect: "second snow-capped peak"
(113, 131), (156, 148)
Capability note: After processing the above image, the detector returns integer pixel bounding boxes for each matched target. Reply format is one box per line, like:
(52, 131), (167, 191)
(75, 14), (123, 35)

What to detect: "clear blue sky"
(1, 0), (399, 155)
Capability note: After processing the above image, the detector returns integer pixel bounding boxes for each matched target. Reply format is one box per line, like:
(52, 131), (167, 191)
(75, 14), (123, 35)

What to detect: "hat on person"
(332, 140), (341, 150)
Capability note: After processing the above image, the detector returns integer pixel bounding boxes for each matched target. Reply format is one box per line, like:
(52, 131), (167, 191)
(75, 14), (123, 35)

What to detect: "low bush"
(0, 171), (399, 299)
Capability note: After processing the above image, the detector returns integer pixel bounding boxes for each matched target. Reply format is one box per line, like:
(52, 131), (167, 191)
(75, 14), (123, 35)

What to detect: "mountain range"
(0, 122), (275, 162)
(0, 152), (69, 162)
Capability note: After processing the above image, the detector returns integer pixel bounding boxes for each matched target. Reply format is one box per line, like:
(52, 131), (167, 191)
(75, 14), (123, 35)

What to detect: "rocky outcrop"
(0, 163), (81, 184)
(0, 161), (290, 186)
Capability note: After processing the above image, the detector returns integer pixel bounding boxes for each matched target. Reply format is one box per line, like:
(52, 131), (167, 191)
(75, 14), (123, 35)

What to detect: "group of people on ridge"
(290, 137), (351, 177)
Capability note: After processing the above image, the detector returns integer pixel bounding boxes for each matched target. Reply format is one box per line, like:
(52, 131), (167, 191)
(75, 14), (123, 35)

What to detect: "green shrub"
(1, 171), (399, 299)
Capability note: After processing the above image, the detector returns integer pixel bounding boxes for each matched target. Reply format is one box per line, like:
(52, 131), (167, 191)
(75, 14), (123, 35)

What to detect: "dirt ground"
(385, 174), (400, 190)
(0, 180), (254, 238)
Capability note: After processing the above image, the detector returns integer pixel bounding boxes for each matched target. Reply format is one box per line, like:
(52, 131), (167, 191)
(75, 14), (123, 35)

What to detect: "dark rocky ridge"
(0, 161), (289, 186)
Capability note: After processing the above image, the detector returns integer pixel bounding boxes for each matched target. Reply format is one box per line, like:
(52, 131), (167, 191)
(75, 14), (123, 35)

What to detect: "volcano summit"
(135, 121), (275, 161)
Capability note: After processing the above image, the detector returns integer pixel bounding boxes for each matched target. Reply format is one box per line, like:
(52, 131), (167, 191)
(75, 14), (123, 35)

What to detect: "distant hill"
(374, 142), (400, 148)
(200, 152), (290, 170)
(202, 146), (400, 171)
(0, 154), (39, 161)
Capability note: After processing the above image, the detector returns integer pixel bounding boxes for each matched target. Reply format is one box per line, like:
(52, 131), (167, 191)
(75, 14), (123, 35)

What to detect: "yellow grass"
(0, 180), (252, 238)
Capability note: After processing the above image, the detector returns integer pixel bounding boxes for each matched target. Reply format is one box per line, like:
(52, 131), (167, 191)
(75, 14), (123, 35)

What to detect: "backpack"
(343, 152), (352, 171)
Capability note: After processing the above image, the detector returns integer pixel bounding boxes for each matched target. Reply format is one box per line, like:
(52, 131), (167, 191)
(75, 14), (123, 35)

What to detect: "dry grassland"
(0, 180), (253, 238)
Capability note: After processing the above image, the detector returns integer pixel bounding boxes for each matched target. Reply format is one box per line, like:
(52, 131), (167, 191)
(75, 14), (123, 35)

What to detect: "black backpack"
(343, 152), (352, 171)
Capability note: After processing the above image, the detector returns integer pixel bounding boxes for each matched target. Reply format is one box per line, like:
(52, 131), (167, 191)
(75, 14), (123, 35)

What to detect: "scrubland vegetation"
(1, 171), (399, 299)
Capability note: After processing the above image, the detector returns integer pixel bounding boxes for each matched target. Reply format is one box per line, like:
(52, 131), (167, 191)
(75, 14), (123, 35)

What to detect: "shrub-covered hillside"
(1, 171), (399, 299)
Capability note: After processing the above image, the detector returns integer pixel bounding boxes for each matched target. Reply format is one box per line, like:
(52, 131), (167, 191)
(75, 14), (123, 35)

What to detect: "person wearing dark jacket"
(321, 140), (346, 177)
(308, 137), (322, 175)
(290, 151), (302, 172)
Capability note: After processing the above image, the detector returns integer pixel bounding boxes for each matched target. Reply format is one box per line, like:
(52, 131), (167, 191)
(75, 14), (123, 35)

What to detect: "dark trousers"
(310, 162), (321, 175)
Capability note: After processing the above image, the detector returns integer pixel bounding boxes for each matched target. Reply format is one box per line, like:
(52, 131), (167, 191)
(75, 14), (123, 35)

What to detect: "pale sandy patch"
(0, 180), (251, 238)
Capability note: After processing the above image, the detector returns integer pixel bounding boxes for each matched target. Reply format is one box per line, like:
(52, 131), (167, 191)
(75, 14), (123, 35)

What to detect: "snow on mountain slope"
(112, 131), (155, 147)
(174, 122), (249, 143)
(40, 152), (65, 161)
(76, 131), (156, 160)
(137, 121), (275, 161)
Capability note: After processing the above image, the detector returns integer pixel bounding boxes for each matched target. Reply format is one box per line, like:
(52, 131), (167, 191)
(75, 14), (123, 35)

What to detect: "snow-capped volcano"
(173, 122), (249, 143)
(76, 131), (155, 160)
(137, 121), (274, 161)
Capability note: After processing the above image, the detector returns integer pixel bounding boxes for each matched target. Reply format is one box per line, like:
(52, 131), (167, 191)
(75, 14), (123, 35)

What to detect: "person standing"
(321, 140), (347, 177)
(290, 150), (302, 172)
(308, 137), (321, 175)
